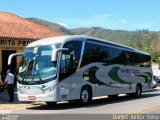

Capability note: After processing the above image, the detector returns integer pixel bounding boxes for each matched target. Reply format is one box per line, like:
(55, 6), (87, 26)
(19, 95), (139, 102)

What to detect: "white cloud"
(57, 22), (67, 28)
(119, 19), (128, 24)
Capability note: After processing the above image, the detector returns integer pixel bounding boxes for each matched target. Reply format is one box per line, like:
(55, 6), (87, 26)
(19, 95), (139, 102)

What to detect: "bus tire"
(134, 84), (142, 97)
(45, 102), (57, 106)
(80, 86), (92, 105)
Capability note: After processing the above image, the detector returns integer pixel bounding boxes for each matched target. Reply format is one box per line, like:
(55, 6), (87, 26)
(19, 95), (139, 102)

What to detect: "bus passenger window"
(59, 41), (82, 81)
(60, 54), (71, 73)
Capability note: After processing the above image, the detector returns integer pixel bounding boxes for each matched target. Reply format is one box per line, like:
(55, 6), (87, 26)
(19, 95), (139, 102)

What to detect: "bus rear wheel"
(80, 86), (92, 105)
(134, 85), (142, 97)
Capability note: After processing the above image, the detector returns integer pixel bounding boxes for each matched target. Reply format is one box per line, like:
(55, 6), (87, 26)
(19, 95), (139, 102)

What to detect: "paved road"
(6, 87), (160, 114)
(1, 87), (160, 120)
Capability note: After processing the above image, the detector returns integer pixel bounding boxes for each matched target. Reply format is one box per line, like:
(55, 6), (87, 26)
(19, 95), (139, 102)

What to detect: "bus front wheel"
(80, 86), (92, 105)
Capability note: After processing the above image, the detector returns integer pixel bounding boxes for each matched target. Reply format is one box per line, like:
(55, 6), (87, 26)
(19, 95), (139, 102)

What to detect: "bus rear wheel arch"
(80, 85), (92, 105)
(129, 83), (142, 97)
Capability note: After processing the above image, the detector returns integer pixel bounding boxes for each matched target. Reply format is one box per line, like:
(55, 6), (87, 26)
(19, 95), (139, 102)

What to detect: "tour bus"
(8, 35), (153, 105)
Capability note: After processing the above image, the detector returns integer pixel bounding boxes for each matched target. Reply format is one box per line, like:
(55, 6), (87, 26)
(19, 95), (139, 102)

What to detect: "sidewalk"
(0, 88), (31, 113)
(0, 88), (18, 103)
(0, 88), (39, 104)
(0, 88), (45, 113)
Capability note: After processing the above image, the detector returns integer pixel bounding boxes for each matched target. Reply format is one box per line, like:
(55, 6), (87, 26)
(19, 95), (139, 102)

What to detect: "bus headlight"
(43, 85), (56, 93)
(17, 88), (23, 94)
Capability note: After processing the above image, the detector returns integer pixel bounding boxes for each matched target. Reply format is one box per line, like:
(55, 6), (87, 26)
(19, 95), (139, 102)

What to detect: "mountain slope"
(26, 18), (73, 35)
(26, 18), (157, 45)
(70, 27), (137, 43)
(24, 17), (160, 63)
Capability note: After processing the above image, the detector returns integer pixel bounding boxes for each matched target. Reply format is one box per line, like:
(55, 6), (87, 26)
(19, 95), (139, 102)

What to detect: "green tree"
(121, 39), (135, 48)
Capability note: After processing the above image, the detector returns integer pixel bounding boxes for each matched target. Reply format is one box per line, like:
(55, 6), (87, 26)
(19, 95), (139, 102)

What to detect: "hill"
(25, 18), (159, 45)
(26, 18), (138, 43)
(26, 18), (150, 43)
(70, 27), (139, 43)
(26, 18), (73, 35)
(25, 17), (160, 63)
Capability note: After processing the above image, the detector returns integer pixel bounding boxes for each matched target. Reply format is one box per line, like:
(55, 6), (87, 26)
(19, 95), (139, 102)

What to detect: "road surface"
(1, 87), (160, 120)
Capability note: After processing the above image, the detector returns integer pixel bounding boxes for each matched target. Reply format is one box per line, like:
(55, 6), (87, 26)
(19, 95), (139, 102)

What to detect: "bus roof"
(27, 35), (82, 47)
(27, 35), (150, 56)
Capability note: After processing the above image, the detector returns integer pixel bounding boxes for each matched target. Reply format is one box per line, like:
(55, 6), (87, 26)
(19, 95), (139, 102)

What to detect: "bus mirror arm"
(8, 53), (23, 65)
(51, 48), (69, 62)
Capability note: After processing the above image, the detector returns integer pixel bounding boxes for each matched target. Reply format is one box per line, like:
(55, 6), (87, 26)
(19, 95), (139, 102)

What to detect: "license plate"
(28, 96), (36, 100)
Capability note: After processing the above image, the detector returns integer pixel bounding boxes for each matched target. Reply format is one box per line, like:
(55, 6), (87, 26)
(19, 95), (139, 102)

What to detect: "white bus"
(8, 35), (153, 105)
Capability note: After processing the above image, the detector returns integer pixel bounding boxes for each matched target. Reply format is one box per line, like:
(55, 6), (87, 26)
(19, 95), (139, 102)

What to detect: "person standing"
(4, 69), (15, 102)
(0, 75), (3, 92)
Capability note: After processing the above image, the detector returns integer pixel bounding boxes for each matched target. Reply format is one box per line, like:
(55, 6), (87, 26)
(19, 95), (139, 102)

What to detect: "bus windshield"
(18, 44), (60, 84)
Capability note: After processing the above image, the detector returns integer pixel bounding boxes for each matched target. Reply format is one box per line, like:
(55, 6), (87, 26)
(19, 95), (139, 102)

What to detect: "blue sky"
(1, 0), (160, 31)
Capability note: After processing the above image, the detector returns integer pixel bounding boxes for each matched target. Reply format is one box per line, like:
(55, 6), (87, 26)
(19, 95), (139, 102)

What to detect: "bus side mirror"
(51, 48), (69, 62)
(8, 53), (23, 65)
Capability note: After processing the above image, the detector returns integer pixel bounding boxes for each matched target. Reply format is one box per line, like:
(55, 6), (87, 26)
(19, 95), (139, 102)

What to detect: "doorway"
(2, 50), (16, 74)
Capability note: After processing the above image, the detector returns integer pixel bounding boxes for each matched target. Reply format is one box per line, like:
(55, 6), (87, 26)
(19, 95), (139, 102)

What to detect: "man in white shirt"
(5, 69), (15, 102)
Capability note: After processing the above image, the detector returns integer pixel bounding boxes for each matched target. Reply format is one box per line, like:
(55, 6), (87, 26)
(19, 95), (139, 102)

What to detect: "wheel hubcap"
(81, 90), (89, 103)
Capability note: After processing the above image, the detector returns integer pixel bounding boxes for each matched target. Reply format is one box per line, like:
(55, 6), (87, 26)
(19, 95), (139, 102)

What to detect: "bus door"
(58, 41), (83, 101)
(59, 54), (72, 101)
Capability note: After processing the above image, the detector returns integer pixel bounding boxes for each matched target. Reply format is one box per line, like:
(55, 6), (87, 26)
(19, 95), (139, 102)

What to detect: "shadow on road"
(26, 88), (160, 110)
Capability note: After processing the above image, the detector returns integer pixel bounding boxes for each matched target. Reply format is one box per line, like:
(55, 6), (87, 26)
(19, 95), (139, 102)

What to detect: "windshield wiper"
(31, 55), (43, 83)
(21, 59), (34, 82)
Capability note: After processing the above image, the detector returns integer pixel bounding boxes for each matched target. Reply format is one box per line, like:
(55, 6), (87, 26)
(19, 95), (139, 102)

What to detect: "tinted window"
(127, 52), (151, 67)
(82, 42), (151, 67)
(59, 41), (82, 80)
(107, 47), (128, 64)
(81, 43), (109, 66)
(81, 42), (128, 66)
(63, 41), (82, 68)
